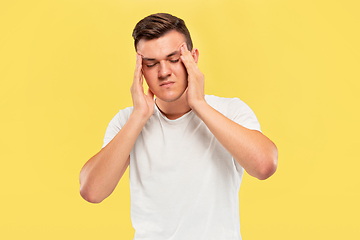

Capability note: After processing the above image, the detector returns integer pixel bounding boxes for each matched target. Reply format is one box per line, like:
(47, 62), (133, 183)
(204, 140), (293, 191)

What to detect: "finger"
(134, 53), (143, 82)
(180, 45), (198, 73)
(131, 54), (145, 96)
(146, 88), (154, 100)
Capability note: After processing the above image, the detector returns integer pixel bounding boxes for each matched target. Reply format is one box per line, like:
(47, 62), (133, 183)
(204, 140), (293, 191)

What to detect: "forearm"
(79, 112), (147, 203)
(193, 101), (278, 180)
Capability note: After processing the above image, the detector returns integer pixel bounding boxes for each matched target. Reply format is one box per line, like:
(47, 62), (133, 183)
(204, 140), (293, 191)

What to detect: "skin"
(79, 30), (278, 204)
(136, 30), (198, 119)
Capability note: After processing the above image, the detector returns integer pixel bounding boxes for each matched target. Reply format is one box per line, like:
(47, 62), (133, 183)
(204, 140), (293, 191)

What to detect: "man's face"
(136, 30), (189, 103)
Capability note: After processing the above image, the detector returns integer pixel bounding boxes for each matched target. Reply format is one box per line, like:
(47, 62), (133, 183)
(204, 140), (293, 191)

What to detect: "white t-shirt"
(102, 95), (261, 240)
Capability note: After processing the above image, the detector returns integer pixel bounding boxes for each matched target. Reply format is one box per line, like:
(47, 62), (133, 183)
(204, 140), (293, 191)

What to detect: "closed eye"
(146, 63), (157, 68)
(146, 59), (179, 67)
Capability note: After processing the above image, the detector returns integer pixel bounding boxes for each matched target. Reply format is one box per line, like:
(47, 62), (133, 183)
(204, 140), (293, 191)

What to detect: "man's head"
(132, 13), (193, 52)
(132, 13), (198, 104)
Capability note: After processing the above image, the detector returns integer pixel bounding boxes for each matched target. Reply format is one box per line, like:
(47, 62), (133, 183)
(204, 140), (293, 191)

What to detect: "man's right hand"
(80, 54), (154, 203)
(130, 53), (155, 120)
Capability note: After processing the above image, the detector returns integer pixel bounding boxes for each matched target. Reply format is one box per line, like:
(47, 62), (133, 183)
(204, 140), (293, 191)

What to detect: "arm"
(191, 102), (277, 180)
(79, 54), (154, 203)
(180, 45), (278, 180)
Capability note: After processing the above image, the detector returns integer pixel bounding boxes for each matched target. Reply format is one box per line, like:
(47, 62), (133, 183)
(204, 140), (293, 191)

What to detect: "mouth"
(160, 81), (175, 87)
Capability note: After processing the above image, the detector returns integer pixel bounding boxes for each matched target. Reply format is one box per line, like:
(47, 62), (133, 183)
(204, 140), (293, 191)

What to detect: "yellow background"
(1, 0), (359, 239)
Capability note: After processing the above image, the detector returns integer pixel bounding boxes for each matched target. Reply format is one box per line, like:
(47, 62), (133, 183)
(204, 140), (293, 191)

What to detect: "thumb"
(147, 88), (154, 100)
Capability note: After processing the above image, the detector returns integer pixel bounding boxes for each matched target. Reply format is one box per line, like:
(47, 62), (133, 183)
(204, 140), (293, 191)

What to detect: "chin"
(155, 90), (186, 103)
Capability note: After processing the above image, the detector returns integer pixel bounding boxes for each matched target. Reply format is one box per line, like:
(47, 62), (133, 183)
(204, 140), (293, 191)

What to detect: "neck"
(155, 93), (191, 120)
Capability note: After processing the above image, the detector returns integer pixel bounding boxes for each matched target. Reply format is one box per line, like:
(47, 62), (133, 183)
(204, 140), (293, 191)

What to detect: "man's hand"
(130, 53), (155, 120)
(79, 54), (156, 203)
(180, 45), (277, 180)
(180, 44), (206, 111)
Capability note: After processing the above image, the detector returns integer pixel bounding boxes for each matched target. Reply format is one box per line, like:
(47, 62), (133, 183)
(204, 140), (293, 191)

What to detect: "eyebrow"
(142, 50), (180, 61)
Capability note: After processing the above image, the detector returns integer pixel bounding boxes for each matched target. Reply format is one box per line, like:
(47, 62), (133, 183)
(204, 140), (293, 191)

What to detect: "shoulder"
(117, 106), (134, 120)
(205, 95), (261, 131)
(102, 106), (133, 148)
(205, 95), (249, 113)
(108, 106), (134, 129)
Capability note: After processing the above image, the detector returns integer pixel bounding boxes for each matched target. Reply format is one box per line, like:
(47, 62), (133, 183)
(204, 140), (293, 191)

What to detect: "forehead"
(137, 30), (186, 59)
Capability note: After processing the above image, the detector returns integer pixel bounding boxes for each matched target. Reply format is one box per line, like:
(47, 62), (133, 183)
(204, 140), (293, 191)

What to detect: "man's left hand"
(180, 44), (206, 110)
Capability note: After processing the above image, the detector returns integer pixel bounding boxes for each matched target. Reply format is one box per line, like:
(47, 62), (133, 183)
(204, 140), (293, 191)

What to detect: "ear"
(191, 48), (199, 64)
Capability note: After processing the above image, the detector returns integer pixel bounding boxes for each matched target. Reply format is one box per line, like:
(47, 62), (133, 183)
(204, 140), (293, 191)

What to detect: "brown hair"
(132, 13), (193, 51)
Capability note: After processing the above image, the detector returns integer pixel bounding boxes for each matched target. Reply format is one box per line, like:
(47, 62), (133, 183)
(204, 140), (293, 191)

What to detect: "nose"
(158, 60), (172, 79)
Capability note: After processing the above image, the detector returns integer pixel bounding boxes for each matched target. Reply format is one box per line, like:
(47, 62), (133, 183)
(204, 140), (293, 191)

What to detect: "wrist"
(188, 94), (205, 109)
(190, 99), (209, 118)
(130, 110), (151, 126)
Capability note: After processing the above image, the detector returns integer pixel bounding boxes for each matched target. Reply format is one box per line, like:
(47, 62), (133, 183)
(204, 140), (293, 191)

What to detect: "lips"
(160, 81), (174, 87)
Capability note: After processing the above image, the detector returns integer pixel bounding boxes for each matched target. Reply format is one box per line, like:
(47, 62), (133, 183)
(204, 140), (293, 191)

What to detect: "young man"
(80, 13), (278, 239)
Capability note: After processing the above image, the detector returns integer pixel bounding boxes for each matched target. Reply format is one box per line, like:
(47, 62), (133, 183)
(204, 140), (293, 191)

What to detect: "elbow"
(79, 186), (105, 204)
(79, 170), (106, 204)
(256, 146), (278, 180)
(256, 161), (277, 180)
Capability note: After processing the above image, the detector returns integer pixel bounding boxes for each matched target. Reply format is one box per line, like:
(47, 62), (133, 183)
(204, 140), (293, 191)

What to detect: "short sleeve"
(102, 107), (133, 148)
(227, 98), (261, 132)
(224, 98), (262, 172)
